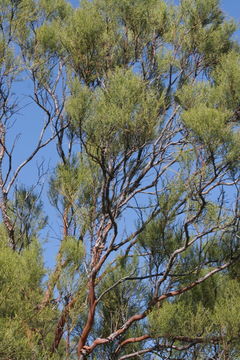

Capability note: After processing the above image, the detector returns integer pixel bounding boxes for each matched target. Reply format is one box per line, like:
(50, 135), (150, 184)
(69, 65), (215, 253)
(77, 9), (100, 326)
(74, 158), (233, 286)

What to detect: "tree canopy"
(0, 0), (240, 359)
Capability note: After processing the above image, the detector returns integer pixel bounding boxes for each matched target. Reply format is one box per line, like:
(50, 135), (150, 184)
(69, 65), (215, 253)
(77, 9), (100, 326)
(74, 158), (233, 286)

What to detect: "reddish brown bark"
(116, 335), (151, 353)
(77, 276), (97, 356)
(121, 335), (151, 347)
(79, 261), (232, 357)
(51, 297), (76, 353)
(77, 222), (114, 357)
(116, 334), (222, 354)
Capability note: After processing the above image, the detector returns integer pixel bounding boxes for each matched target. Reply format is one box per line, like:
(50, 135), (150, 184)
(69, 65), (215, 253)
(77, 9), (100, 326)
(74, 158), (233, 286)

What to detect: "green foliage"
(212, 51), (240, 110)
(36, 23), (60, 53)
(39, 0), (72, 20)
(36, 0), (72, 54)
(10, 186), (48, 249)
(60, 236), (85, 266)
(50, 155), (100, 205)
(149, 301), (212, 338)
(67, 68), (163, 156)
(177, 52), (240, 161)
(138, 179), (186, 268)
(62, 1), (112, 82)
(95, 256), (143, 337)
(49, 154), (101, 237)
(182, 105), (232, 149)
(106, 0), (169, 40)
(0, 227), (59, 359)
(138, 216), (180, 269)
(165, 0), (236, 66)
(213, 279), (240, 340)
(176, 82), (212, 110)
(0, 36), (17, 72)
(149, 275), (240, 356)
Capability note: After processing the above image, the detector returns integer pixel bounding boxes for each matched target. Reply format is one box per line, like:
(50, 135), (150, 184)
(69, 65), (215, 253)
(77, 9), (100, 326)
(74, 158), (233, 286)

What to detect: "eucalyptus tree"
(0, 0), (240, 359)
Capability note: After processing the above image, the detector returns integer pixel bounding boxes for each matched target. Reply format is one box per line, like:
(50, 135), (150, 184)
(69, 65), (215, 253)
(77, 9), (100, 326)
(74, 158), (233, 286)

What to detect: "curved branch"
(118, 343), (194, 360)
(79, 259), (236, 357)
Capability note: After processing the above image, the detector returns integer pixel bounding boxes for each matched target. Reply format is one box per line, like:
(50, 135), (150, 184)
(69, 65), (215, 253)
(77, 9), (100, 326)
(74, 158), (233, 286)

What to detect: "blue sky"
(222, 0), (240, 20)
(221, 0), (240, 40)
(5, 0), (240, 268)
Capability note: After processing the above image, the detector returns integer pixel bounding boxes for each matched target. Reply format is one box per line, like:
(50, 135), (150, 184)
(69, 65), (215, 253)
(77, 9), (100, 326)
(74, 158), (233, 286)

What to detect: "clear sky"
(221, 0), (240, 40)
(4, 0), (240, 268)
(221, 0), (240, 20)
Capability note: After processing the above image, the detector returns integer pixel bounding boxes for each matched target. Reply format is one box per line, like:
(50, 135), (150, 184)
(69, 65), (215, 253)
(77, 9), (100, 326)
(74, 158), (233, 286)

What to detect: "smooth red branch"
(116, 333), (222, 354)
(51, 297), (76, 353)
(116, 335), (151, 353)
(79, 261), (233, 356)
(77, 277), (97, 357)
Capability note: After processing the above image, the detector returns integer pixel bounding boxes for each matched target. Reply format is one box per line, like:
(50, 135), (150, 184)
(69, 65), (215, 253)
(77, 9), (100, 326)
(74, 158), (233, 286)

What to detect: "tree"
(0, 0), (240, 359)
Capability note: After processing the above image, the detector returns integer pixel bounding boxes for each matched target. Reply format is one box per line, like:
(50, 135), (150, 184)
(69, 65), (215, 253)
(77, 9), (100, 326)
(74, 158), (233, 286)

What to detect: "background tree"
(0, 0), (240, 359)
